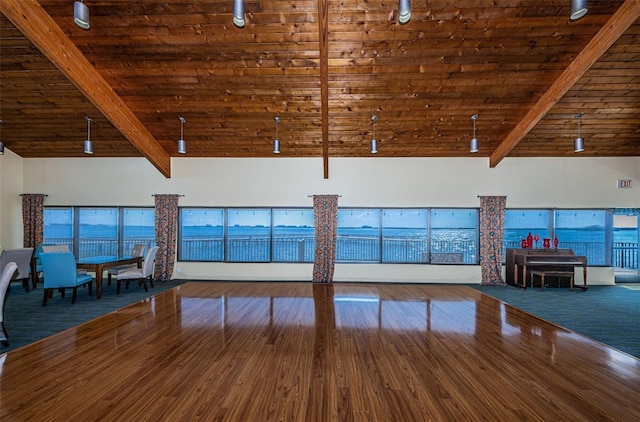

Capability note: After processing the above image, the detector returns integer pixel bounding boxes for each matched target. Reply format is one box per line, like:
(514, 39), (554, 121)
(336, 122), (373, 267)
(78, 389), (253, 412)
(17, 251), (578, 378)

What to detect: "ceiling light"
(177, 116), (186, 154)
(470, 114), (479, 153)
(0, 119), (4, 155)
(570, 0), (588, 21)
(370, 115), (378, 154)
(83, 117), (93, 154)
(233, 0), (245, 28)
(574, 112), (585, 153)
(74, 1), (90, 29)
(398, 0), (412, 24)
(273, 117), (280, 154)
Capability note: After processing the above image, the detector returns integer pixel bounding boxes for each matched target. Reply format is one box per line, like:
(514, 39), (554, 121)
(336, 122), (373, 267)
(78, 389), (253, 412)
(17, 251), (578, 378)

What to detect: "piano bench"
(529, 270), (575, 291)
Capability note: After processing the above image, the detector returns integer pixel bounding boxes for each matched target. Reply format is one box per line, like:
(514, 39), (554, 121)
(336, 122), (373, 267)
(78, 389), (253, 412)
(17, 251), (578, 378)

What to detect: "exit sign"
(617, 179), (633, 189)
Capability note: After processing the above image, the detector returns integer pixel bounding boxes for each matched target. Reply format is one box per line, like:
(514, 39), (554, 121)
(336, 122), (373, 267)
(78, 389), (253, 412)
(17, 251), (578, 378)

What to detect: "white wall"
(0, 148), (25, 250)
(4, 155), (639, 284)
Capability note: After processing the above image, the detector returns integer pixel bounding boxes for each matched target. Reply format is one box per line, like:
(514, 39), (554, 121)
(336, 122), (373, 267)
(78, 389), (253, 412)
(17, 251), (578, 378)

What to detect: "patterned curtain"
(22, 194), (46, 248)
(312, 195), (339, 283)
(154, 194), (180, 281)
(479, 196), (507, 286)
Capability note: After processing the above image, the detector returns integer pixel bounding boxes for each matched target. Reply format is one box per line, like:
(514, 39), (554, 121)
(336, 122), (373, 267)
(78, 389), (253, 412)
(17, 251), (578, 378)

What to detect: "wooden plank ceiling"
(1, 0), (639, 178)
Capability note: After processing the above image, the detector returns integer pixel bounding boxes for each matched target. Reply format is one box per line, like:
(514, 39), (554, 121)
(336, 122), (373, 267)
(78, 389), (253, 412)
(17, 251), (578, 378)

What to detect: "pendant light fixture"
(574, 112), (585, 153)
(398, 0), (412, 24)
(233, 0), (245, 28)
(83, 117), (93, 154)
(0, 119), (4, 155)
(570, 0), (588, 21)
(273, 117), (280, 154)
(74, 1), (90, 29)
(370, 115), (378, 154)
(469, 114), (479, 153)
(177, 116), (186, 154)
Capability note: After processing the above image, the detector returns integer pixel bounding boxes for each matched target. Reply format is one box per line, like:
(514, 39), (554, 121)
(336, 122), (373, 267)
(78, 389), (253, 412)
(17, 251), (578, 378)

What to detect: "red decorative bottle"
(526, 232), (533, 249)
(553, 236), (559, 249)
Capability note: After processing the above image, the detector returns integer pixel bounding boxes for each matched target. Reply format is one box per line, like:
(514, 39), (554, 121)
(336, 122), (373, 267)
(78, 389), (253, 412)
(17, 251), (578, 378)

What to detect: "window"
(555, 210), (607, 265)
(504, 210), (551, 252)
(382, 209), (427, 263)
(44, 207), (154, 259)
(504, 208), (612, 266)
(430, 209), (478, 264)
(227, 209), (271, 262)
(43, 207), (73, 249)
(273, 209), (315, 262)
(78, 208), (118, 258)
(179, 208), (224, 261)
(337, 209), (381, 263)
(121, 208), (155, 258)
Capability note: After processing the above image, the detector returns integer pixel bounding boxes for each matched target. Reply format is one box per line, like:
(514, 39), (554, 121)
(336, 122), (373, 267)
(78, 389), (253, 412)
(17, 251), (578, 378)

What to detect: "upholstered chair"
(107, 244), (147, 286)
(40, 252), (94, 306)
(0, 248), (34, 292)
(114, 246), (159, 294)
(0, 262), (18, 346)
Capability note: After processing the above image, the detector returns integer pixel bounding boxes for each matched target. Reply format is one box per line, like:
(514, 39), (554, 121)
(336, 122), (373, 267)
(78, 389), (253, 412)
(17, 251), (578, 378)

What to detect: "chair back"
(1, 262), (18, 323)
(41, 245), (70, 253)
(40, 252), (80, 289)
(142, 246), (160, 278)
(34, 244), (56, 272)
(0, 248), (33, 280)
(131, 244), (146, 258)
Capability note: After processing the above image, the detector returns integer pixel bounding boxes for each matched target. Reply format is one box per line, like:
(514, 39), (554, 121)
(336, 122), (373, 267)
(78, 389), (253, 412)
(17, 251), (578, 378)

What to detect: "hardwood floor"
(1, 281), (640, 421)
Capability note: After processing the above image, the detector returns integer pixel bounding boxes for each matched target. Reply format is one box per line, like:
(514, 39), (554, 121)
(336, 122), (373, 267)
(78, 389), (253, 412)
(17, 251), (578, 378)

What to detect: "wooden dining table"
(76, 255), (142, 299)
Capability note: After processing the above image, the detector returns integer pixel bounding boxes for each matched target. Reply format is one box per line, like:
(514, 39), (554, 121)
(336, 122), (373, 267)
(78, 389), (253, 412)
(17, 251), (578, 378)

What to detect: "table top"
(77, 255), (137, 265)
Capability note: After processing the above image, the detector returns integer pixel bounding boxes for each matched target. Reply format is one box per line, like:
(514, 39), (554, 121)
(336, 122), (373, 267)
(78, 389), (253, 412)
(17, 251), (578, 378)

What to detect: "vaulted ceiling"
(1, 0), (639, 178)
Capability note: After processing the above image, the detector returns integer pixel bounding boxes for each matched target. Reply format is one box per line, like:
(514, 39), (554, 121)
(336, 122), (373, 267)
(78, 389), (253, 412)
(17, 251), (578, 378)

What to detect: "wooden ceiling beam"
(489, 0), (640, 168)
(0, 0), (172, 178)
(318, 0), (329, 179)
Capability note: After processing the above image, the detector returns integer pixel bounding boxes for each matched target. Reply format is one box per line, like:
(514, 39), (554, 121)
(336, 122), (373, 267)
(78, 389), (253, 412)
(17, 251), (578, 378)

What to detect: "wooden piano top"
(511, 248), (587, 266)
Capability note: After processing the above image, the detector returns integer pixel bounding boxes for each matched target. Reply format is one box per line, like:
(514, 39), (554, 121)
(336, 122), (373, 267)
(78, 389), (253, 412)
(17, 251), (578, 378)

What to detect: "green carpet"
(1, 278), (184, 353)
(475, 284), (640, 359)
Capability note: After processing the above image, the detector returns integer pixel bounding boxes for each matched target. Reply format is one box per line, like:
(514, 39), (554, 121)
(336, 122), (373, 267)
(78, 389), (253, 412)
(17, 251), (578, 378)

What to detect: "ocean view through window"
(43, 206), (637, 269)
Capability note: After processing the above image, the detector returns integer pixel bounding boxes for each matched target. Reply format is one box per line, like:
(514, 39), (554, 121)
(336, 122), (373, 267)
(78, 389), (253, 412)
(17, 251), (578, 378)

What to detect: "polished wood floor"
(2, 282), (640, 421)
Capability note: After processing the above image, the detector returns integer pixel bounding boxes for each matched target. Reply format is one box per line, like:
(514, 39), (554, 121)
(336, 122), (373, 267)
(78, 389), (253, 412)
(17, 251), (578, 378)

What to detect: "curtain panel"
(21, 194), (46, 249)
(312, 195), (339, 283)
(154, 194), (180, 281)
(479, 196), (507, 286)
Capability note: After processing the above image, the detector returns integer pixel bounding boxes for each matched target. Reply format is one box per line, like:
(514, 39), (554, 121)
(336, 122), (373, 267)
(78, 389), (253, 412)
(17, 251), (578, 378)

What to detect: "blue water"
(44, 224), (637, 264)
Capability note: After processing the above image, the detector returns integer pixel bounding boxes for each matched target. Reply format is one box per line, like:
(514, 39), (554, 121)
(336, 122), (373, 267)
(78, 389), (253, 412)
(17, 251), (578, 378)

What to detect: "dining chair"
(0, 247), (34, 292)
(30, 243), (57, 287)
(1, 262), (18, 347)
(40, 252), (94, 306)
(41, 245), (89, 278)
(107, 243), (146, 286)
(41, 245), (70, 253)
(114, 246), (159, 294)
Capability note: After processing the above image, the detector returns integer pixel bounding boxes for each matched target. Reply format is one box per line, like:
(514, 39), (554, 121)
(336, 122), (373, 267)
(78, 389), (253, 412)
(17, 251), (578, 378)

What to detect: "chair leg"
(142, 278), (148, 292)
(71, 287), (78, 304)
(60, 288), (65, 299)
(116, 280), (121, 295)
(87, 280), (93, 296)
(148, 275), (154, 288)
(22, 278), (30, 293)
(108, 273), (112, 287)
(42, 288), (50, 306)
(0, 323), (8, 347)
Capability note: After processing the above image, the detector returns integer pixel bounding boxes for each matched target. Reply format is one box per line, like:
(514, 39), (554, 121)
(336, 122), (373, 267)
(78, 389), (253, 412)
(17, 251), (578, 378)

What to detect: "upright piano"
(505, 248), (587, 290)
